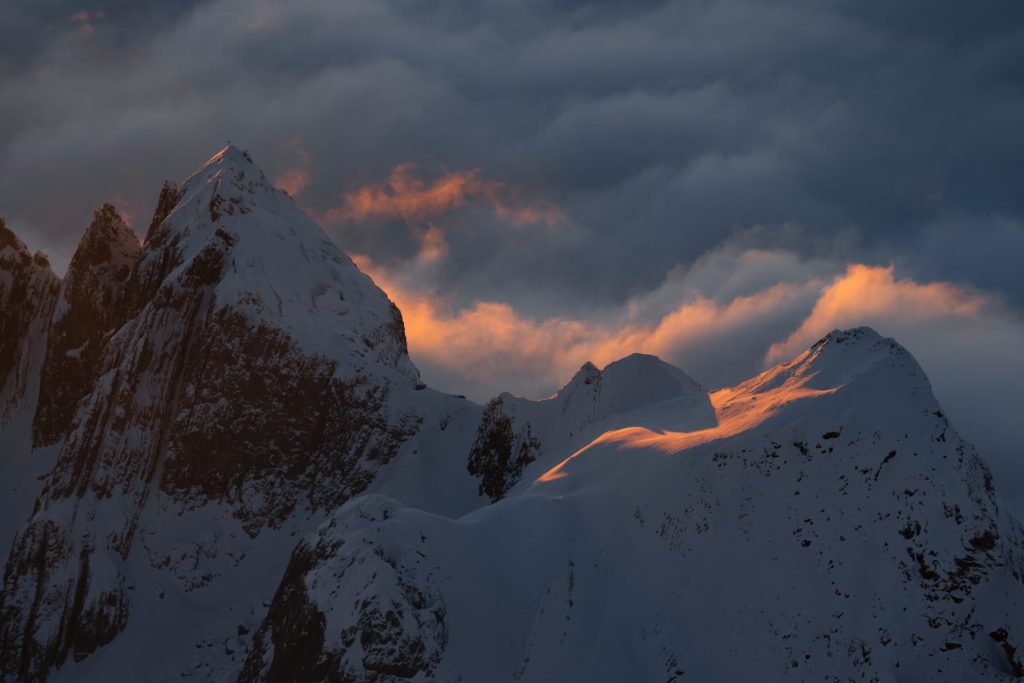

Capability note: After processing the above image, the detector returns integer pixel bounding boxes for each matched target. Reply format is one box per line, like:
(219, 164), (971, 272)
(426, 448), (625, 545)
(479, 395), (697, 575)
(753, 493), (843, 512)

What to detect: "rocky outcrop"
(0, 218), (60, 431)
(33, 204), (142, 447)
(466, 397), (541, 501)
(240, 496), (448, 683)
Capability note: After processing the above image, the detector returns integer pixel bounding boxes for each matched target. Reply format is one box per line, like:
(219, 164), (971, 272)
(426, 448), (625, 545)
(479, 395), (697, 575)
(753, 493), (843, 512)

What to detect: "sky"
(1, 0), (1023, 513)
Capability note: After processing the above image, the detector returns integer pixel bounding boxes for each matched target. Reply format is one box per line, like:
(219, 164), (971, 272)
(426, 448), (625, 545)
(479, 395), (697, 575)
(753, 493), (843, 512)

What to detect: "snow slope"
(246, 329), (1024, 682)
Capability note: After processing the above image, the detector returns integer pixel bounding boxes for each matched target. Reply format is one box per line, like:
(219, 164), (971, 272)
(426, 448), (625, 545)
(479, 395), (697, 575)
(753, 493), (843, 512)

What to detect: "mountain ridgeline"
(0, 147), (1022, 682)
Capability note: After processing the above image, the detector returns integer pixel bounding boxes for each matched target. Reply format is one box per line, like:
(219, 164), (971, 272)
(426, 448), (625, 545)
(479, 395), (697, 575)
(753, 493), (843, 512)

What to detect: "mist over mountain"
(1, 148), (1023, 681)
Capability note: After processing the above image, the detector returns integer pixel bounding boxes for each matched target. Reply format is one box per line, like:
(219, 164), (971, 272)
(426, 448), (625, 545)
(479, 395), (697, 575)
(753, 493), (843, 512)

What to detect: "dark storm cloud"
(2, 0), (1023, 300)
(2, 0), (1023, 512)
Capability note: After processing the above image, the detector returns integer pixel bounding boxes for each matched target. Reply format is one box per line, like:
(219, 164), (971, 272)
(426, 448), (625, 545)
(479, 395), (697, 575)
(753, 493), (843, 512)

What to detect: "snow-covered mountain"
(0, 147), (479, 681)
(1, 148), (1022, 682)
(243, 328), (1024, 682)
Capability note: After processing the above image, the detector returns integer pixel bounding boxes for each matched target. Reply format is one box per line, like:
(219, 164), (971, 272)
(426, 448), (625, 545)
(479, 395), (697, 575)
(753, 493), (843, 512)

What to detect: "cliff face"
(0, 147), (446, 681)
(0, 218), (60, 434)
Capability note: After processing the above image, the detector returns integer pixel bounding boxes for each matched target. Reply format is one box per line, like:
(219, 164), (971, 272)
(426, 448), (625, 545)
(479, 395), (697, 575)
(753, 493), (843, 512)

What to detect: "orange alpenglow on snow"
(537, 344), (841, 482)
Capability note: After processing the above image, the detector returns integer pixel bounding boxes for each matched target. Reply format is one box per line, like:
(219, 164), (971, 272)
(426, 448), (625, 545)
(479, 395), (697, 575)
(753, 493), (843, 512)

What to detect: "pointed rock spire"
(32, 204), (142, 446)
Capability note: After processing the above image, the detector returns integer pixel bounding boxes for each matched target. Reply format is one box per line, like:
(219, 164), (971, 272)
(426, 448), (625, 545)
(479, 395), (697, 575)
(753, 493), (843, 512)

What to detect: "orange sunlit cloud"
(354, 253), (995, 399)
(766, 264), (987, 363)
(321, 164), (564, 227)
(355, 251), (820, 388)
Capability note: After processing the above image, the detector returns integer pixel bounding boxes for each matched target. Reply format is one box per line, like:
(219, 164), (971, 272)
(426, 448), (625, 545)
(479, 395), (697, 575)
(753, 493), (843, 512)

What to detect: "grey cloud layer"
(2, 0), (1023, 305)
(1, 0), (1023, 510)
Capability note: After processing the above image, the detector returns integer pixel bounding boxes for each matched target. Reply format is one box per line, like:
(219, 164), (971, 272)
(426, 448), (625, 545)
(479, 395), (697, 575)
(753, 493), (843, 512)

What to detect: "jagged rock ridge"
(0, 219), (60, 437)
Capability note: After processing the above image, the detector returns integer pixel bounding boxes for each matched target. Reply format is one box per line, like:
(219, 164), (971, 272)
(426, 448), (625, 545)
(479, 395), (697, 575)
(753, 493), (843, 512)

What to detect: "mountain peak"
(603, 353), (703, 391)
(567, 361), (600, 386)
(203, 143), (256, 171)
(134, 143), (419, 380)
(553, 353), (704, 414)
(730, 326), (933, 432)
(176, 144), (277, 221)
(802, 326), (918, 377)
(811, 326), (883, 351)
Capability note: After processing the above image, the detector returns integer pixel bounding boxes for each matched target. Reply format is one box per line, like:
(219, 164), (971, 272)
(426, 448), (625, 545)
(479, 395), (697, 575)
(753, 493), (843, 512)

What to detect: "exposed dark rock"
(467, 396), (541, 501)
(33, 204), (142, 446)
(991, 628), (1024, 677)
(238, 542), (335, 683)
(240, 497), (447, 683)
(0, 217), (60, 429)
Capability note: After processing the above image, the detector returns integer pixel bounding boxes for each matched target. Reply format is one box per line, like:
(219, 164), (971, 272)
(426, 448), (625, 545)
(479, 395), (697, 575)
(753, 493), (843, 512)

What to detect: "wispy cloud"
(320, 164), (564, 227)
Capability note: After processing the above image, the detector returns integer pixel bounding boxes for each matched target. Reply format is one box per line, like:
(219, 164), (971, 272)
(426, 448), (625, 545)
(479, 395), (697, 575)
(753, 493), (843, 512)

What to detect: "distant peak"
(602, 352), (667, 371)
(602, 353), (704, 394)
(562, 361), (601, 390)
